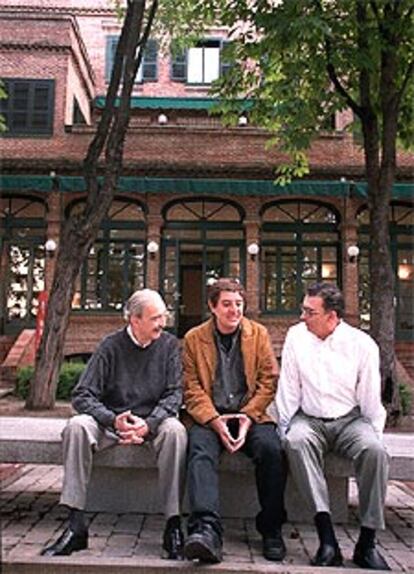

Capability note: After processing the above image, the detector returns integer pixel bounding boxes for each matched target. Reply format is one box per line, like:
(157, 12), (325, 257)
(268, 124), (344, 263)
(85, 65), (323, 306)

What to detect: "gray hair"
(306, 282), (345, 318)
(123, 289), (166, 321)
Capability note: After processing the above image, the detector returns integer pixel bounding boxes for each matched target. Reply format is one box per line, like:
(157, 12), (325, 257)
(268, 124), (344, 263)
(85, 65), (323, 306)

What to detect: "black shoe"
(353, 544), (391, 570)
(184, 524), (222, 563)
(41, 528), (88, 556)
(162, 519), (184, 560)
(263, 531), (286, 561)
(310, 543), (343, 567)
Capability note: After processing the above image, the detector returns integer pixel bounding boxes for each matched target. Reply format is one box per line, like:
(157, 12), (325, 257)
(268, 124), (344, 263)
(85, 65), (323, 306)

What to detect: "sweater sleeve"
(71, 350), (116, 429)
(145, 337), (183, 436)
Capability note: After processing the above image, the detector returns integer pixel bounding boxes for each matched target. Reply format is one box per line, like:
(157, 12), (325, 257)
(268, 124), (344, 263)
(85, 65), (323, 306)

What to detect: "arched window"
(260, 200), (341, 314)
(357, 202), (414, 338)
(67, 198), (147, 311)
(162, 197), (245, 336)
(0, 195), (47, 332)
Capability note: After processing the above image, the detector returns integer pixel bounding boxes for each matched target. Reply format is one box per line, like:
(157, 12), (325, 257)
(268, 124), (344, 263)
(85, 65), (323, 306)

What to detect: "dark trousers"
(187, 422), (287, 538)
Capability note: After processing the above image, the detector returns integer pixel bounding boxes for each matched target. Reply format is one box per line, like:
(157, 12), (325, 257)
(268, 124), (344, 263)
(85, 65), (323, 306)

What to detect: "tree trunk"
(26, 0), (156, 409)
(26, 224), (92, 408)
(356, 0), (401, 423)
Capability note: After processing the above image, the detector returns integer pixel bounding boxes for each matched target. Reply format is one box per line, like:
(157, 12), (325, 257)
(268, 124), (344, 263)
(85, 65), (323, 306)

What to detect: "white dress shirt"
(276, 321), (386, 438)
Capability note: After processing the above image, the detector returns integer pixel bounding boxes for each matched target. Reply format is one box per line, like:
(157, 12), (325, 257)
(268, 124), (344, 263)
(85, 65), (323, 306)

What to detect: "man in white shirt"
(276, 282), (390, 571)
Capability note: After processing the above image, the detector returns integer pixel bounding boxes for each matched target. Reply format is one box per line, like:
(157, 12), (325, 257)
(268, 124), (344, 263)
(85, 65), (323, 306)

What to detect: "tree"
(26, 0), (159, 408)
(192, 0), (413, 417)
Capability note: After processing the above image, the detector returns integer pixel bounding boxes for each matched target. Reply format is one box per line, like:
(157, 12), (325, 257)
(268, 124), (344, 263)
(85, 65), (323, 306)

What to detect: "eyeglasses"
(300, 305), (322, 317)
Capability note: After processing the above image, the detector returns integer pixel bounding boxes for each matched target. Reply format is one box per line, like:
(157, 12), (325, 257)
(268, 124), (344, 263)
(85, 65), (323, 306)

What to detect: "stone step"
(2, 556), (382, 574)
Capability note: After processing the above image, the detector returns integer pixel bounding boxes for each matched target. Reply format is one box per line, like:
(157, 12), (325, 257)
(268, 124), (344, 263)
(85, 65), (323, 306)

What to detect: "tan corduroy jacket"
(183, 317), (279, 426)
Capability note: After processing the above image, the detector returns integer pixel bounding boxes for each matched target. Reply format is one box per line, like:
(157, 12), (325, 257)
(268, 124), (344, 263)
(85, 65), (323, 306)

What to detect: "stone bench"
(0, 416), (412, 523)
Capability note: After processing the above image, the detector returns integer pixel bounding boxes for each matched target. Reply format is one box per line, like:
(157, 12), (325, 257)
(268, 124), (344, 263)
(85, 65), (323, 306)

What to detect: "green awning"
(1, 175), (412, 199)
(0, 175), (53, 192)
(353, 182), (414, 200)
(94, 96), (252, 111)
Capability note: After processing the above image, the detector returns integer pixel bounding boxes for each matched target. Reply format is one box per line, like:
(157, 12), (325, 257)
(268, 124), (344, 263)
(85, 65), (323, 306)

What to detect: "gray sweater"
(72, 328), (183, 436)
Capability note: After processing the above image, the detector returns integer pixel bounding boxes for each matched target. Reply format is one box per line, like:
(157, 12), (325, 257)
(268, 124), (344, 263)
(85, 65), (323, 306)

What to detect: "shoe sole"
(184, 540), (222, 563)
(310, 557), (343, 567)
(264, 551), (286, 562)
(41, 541), (88, 556)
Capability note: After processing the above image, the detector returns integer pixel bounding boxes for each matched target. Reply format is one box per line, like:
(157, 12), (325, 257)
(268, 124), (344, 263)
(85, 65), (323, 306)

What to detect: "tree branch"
(396, 60), (414, 108)
(313, 0), (363, 117)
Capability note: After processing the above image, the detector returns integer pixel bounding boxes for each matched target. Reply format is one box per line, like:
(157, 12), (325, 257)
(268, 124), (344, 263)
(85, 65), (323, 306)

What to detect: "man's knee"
(188, 425), (219, 460)
(359, 441), (389, 467)
(157, 417), (187, 449)
(63, 414), (95, 439)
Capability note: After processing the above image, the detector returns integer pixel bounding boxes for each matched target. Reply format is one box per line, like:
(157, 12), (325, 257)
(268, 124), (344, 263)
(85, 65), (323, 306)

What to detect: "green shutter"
(170, 44), (187, 82)
(142, 39), (158, 81)
(220, 41), (232, 77)
(105, 36), (119, 82)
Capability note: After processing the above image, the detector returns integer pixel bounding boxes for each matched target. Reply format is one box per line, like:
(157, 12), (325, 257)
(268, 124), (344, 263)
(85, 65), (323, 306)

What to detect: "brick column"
(341, 198), (359, 326)
(244, 219), (260, 318)
(146, 208), (163, 291)
(45, 190), (61, 292)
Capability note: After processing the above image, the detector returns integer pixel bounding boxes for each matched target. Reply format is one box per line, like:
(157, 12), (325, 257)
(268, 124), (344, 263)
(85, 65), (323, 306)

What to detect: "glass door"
(162, 239), (243, 337)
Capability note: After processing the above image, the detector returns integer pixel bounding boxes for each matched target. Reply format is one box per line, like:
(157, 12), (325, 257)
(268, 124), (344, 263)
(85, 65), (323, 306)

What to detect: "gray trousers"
(60, 414), (187, 519)
(284, 409), (389, 529)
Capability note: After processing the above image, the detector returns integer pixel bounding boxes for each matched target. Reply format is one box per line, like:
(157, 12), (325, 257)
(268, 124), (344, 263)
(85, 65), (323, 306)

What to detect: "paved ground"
(1, 464), (413, 573)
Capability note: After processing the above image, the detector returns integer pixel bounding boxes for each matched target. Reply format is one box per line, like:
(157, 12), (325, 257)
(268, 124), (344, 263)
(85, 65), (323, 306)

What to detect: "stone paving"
(1, 464), (413, 573)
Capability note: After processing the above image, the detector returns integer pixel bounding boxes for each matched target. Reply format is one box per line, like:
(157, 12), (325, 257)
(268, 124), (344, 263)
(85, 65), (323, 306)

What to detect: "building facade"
(0, 0), (413, 370)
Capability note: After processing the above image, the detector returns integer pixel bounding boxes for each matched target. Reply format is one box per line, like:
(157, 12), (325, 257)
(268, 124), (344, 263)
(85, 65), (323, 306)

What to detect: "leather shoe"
(310, 543), (343, 567)
(41, 528), (88, 556)
(162, 521), (184, 560)
(353, 544), (391, 570)
(184, 524), (222, 563)
(263, 532), (286, 561)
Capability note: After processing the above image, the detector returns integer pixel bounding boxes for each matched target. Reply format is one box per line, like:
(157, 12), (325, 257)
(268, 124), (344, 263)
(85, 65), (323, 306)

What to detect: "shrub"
(399, 383), (413, 416)
(15, 365), (35, 400)
(15, 362), (85, 401)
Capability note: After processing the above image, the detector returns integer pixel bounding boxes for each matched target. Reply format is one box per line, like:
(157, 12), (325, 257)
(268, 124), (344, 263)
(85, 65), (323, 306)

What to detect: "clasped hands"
(209, 413), (252, 454)
(114, 410), (149, 444)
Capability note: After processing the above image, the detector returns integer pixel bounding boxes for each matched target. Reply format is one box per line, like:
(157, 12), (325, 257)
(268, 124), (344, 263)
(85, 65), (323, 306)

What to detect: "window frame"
(260, 200), (342, 315)
(170, 38), (231, 85)
(0, 78), (55, 137)
(105, 36), (158, 83)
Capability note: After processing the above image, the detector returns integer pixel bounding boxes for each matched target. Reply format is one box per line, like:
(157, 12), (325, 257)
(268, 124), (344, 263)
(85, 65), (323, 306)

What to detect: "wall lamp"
(347, 244), (360, 264)
(158, 113), (168, 125)
(247, 242), (260, 260)
(147, 240), (159, 259)
(238, 114), (248, 127)
(45, 238), (58, 257)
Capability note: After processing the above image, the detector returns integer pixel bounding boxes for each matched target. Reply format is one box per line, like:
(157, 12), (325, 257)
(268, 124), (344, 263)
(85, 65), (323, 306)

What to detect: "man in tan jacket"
(183, 278), (287, 564)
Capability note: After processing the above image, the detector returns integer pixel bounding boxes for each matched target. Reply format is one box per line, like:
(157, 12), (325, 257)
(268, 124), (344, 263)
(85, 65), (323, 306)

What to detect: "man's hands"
(209, 413), (252, 453)
(114, 410), (149, 444)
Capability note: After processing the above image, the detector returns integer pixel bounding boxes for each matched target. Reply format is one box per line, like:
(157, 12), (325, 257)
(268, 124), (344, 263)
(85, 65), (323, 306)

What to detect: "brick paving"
(1, 464), (413, 573)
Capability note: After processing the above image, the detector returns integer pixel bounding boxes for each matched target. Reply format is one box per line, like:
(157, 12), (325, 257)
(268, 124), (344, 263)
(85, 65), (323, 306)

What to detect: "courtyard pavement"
(1, 464), (413, 573)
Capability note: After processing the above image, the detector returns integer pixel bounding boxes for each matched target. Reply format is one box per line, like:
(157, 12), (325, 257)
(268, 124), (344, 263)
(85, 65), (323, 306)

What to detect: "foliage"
(17, 362), (85, 401)
(399, 382), (412, 416)
(183, 0), (414, 180)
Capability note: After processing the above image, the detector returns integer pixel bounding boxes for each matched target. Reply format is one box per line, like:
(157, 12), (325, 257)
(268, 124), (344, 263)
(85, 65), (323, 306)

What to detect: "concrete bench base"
(1, 417), (412, 523)
(86, 461), (349, 522)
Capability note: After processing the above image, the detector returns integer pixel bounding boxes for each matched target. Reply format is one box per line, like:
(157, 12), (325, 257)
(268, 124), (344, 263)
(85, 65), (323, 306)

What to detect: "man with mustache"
(276, 282), (390, 570)
(41, 289), (187, 560)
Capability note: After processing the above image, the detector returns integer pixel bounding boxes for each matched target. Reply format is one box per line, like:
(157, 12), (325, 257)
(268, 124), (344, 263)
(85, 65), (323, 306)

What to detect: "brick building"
(0, 0), (413, 378)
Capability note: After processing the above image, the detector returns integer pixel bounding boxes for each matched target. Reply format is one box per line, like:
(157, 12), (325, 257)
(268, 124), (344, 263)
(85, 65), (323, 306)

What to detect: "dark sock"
(69, 508), (87, 534)
(166, 515), (181, 530)
(314, 512), (337, 547)
(357, 526), (376, 549)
